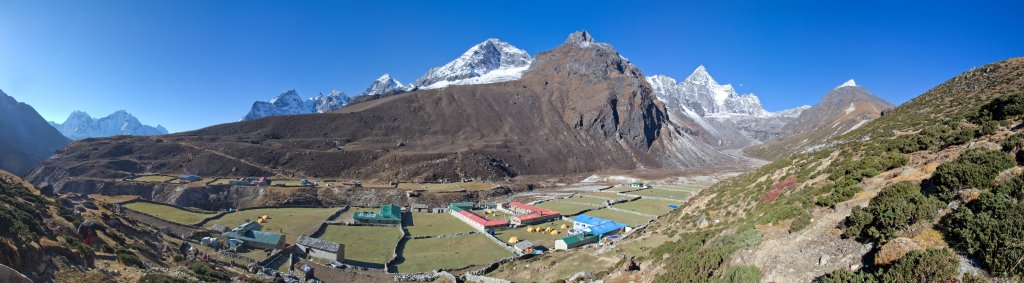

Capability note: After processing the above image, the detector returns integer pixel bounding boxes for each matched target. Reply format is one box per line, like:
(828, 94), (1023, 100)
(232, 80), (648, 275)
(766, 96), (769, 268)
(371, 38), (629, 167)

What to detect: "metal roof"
(297, 235), (342, 253)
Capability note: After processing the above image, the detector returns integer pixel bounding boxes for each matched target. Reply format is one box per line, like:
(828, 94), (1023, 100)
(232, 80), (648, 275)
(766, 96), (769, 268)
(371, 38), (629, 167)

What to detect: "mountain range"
(0, 90), (71, 176)
(29, 31), (891, 189)
(241, 38), (533, 121)
(49, 110), (168, 140)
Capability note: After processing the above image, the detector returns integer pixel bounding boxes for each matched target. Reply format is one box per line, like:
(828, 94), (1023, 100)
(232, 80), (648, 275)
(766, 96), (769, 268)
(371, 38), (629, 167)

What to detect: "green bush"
(877, 249), (959, 283)
(816, 268), (877, 283)
(976, 92), (1024, 121)
(789, 213), (813, 233)
(816, 185), (863, 208)
(116, 249), (145, 268)
(189, 262), (232, 283)
(816, 249), (958, 283)
(1002, 133), (1022, 152)
(940, 173), (1024, 278)
(929, 148), (1015, 201)
(717, 265), (761, 283)
(842, 182), (940, 242)
(653, 229), (762, 283)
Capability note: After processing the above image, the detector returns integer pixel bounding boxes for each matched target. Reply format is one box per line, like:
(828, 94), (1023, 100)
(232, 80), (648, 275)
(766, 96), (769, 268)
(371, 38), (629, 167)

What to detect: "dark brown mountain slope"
(30, 31), (742, 190)
(744, 83), (894, 160)
(0, 90), (71, 176)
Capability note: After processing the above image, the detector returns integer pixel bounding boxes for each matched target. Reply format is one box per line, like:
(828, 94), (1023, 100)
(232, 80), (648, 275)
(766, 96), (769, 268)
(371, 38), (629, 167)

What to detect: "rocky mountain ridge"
(0, 90), (71, 176)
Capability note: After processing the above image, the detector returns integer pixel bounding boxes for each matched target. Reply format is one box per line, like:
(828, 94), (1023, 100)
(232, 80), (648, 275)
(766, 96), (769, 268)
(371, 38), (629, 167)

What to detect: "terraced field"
(611, 198), (680, 215)
(205, 207), (340, 244)
(536, 200), (600, 216)
(582, 209), (654, 227)
(405, 212), (475, 236)
(493, 219), (574, 248)
(396, 234), (512, 273)
(123, 202), (214, 225)
(318, 225), (403, 265)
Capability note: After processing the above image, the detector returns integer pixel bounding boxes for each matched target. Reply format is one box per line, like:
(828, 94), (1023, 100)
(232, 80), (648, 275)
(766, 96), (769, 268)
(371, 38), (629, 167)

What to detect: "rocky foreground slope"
(30, 31), (749, 190)
(487, 57), (1024, 282)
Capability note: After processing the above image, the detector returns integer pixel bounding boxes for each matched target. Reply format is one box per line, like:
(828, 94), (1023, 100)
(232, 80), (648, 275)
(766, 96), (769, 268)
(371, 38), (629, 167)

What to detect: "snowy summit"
(835, 79), (858, 90)
(413, 38), (532, 89)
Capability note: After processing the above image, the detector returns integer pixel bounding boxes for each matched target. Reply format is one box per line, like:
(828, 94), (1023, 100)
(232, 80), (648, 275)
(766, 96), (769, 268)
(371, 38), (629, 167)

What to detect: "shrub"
(816, 185), (863, 208)
(877, 249), (958, 283)
(652, 229), (762, 283)
(1001, 133), (1022, 152)
(789, 213), (813, 233)
(189, 262), (232, 283)
(816, 269), (877, 283)
(842, 182), (940, 242)
(116, 249), (145, 268)
(976, 92), (1024, 121)
(940, 173), (1024, 277)
(718, 265), (761, 283)
(929, 148), (1015, 201)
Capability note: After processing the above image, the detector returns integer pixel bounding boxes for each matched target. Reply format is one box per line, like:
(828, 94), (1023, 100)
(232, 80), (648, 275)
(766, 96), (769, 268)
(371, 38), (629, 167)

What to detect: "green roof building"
(448, 202), (475, 212)
(223, 221), (286, 250)
(354, 204), (403, 225)
(554, 232), (599, 250)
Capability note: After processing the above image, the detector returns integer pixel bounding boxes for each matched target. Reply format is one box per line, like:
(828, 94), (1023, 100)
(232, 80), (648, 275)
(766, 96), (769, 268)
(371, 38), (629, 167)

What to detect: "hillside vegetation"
(596, 57), (1024, 282)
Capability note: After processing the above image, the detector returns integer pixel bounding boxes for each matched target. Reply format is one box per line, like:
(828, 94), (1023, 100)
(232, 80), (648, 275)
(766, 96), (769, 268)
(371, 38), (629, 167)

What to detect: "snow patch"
(835, 79), (858, 90)
(844, 103), (856, 114)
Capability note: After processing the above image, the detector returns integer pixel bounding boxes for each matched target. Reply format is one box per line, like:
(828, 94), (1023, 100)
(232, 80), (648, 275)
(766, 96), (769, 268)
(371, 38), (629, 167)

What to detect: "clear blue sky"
(1, 1), (1022, 132)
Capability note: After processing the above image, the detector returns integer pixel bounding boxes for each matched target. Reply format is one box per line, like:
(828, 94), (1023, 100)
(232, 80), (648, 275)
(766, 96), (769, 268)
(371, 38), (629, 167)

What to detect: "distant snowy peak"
(835, 79), (858, 89)
(242, 90), (350, 121)
(649, 65), (769, 118)
(414, 38), (533, 89)
(50, 110), (168, 140)
(362, 74), (405, 96)
(773, 105), (812, 118)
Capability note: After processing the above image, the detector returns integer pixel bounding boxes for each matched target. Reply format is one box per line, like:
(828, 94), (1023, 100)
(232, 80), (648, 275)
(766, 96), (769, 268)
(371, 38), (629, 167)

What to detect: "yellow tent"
(260, 215), (269, 220)
(550, 230), (559, 235)
(508, 236), (520, 244)
(560, 224), (568, 230)
(486, 209), (494, 214)
(526, 227), (534, 233)
(256, 218), (264, 224)
(545, 227), (553, 232)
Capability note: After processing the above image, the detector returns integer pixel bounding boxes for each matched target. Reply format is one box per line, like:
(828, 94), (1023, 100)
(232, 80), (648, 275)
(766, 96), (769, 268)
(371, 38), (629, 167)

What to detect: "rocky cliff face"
(0, 90), (71, 176)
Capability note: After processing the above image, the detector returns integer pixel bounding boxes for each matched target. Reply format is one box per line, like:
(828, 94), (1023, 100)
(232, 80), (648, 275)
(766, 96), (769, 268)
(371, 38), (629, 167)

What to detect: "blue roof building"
(572, 214), (627, 237)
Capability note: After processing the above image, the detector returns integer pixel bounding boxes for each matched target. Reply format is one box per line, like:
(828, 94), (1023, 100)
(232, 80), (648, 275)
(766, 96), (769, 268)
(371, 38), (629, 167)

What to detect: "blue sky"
(1, 1), (1022, 132)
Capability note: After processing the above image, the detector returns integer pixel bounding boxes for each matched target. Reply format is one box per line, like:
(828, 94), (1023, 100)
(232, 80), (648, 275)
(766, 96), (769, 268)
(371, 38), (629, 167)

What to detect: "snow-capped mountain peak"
(242, 90), (351, 121)
(685, 65), (717, 85)
(50, 110), (168, 140)
(835, 79), (858, 89)
(413, 38), (532, 89)
(362, 73), (405, 96)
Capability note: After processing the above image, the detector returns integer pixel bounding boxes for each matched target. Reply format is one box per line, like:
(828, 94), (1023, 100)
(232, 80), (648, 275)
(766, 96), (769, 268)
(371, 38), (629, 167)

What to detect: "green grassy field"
(604, 186), (643, 193)
(405, 212), (475, 236)
(582, 209), (654, 227)
(270, 179), (306, 187)
(493, 219), (574, 249)
(420, 183), (463, 192)
(208, 178), (236, 185)
(123, 202), (214, 225)
(206, 207), (339, 244)
(133, 175), (175, 183)
(626, 189), (692, 201)
(584, 191), (628, 200)
(420, 182), (496, 192)
(612, 198), (680, 215)
(396, 234), (512, 273)
(535, 200), (600, 216)
(318, 225), (403, 265)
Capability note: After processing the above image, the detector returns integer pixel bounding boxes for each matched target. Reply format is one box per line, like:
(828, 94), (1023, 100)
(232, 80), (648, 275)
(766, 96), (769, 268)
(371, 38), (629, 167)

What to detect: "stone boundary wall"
(120, 206), (204, 237)
(606, 207), (659, 218)
(407, 231), (478, 240)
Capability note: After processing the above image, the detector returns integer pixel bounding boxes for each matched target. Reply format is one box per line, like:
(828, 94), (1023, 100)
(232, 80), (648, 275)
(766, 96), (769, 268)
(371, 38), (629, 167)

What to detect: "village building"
(513, 240), (536, 254)
(625, 182), (647, 189)
(448, 202), (508, 232)
(296, 235), (344, 262)
(177, 175), (200, 183)
(353, 204), (403, 225)
(223, 221), (285, 250)
(229, 177), (270, 186)
(410, 203), (430, 213)
(554, 232), (599, 250)
(571, 214), (627, 236)
(500, 202), (561, 226)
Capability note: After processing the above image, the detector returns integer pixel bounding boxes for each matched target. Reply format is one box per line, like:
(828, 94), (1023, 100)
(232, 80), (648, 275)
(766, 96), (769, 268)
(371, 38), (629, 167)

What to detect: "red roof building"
(449, 207), (508, 232)
(502, 202), (561, 226)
